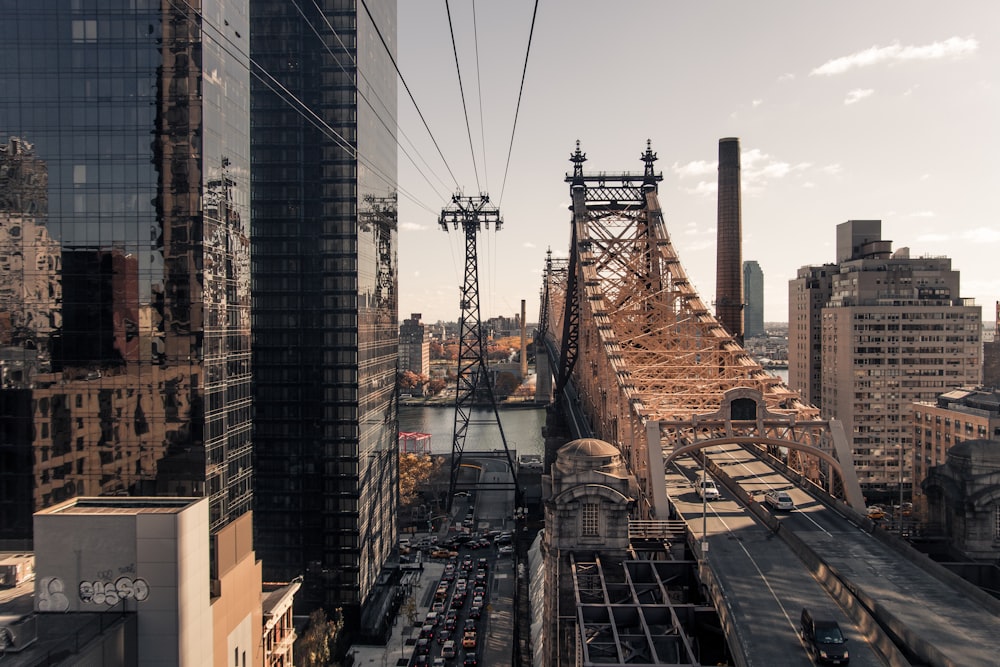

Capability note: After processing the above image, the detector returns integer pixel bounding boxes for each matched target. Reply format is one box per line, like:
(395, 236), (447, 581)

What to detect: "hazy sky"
(394, 1), (999, 325)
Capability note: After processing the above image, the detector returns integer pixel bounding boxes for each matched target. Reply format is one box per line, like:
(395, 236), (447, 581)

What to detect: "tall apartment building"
(788, 264), (836, 407)
(912, 387), (1000, 502)
(400, 312), (430, 377)
(250, 0), (399, 631)
(789, 221), (981, 496)
(0, 0), (263, 653)
(1, 0), (252, 544)
(983, 302), (1000, 388)
(743, 260), (765, 338)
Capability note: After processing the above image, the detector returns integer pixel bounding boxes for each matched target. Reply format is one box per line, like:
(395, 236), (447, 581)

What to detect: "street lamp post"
(701, 463), (708, 559)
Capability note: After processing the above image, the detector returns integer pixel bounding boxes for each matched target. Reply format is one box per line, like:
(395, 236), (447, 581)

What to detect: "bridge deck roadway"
(667, 457), (888, 667)
(693, 444), (1000, 667)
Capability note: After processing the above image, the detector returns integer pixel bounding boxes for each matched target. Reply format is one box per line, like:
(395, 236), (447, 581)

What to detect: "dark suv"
(800, 608), (849, 664)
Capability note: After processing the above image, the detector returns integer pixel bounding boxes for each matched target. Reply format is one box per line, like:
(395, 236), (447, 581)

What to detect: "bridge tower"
(439, 194), (519, 511)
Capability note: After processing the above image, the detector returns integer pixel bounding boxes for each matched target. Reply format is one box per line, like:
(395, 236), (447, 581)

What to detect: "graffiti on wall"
(38, 576), (70, 612)
(79, 576), (150, 606)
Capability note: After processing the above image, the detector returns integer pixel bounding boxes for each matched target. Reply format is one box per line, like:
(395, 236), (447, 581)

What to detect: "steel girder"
(439, 195), (519, 510)
(543, 150), (862, 514)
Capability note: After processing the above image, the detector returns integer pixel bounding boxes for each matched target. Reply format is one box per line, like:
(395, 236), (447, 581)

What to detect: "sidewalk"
(481, 552), (515, 666)
(350, 558), (444, 667)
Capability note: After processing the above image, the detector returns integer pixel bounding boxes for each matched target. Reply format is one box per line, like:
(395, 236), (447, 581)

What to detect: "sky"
(393, 1), (1000, 325)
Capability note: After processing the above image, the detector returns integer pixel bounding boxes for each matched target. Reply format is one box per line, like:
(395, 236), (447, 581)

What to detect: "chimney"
(716, 137), (743, 343)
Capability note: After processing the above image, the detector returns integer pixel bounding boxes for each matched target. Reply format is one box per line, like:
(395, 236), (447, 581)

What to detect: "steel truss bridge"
(536, 142), (1000, 667)
(540, 142), (864, 516)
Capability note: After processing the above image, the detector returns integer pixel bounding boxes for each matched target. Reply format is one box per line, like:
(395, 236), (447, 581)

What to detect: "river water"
(399, 405), (546, 458)
(400, 370), (788, 458)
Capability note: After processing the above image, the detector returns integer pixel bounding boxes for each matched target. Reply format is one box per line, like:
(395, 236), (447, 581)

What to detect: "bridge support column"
(535, 344), (553, 403)
(644, 421), (670, 519)
(829, 419), (866, 512)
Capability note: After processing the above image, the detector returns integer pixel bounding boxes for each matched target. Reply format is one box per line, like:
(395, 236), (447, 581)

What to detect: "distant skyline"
(395, 2), (999, 324)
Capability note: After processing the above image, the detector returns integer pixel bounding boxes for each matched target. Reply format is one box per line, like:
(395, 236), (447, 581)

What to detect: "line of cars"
(413, 549), (492, 667)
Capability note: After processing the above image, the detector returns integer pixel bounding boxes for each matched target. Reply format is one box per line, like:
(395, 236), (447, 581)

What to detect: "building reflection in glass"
(250, 0), (399, 625)
(0, 0), (251, 542)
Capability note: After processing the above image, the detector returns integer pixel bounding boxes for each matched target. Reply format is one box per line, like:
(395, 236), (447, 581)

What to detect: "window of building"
(995, 505), (1000, 540)
(582, 502), (599, 537)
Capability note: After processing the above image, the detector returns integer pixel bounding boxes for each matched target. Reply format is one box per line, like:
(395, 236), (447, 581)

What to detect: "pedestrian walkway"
(349, 559), (444, 667)
(481, 553), (515, 666)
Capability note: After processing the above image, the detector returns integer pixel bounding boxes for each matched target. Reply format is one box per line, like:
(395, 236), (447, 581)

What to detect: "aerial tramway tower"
(439, 194), (520, 511)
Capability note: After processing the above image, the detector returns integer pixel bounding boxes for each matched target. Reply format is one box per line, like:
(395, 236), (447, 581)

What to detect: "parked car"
(800, 608), (849, 665)
(765, 490), (795, 511)
(696, 479), (720, 500)
(498, 545), (514, 556)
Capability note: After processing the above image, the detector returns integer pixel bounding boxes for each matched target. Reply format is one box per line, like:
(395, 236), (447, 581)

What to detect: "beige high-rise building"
(789, 220), (981, 497)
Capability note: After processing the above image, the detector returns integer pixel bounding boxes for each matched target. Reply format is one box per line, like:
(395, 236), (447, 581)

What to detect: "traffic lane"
(414, 535), (499, 665)
(706, 445), (863, 539)
(669, 456), (889, 667)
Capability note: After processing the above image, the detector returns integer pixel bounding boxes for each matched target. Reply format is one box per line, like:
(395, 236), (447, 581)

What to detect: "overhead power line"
(473, 0), (489, 193)
(166, 0), (438, 215)
(292, 0), (451, 203)
(499, 0), (540, 205)
(360, 0), (463, 191)
(444, 0), (482, 194)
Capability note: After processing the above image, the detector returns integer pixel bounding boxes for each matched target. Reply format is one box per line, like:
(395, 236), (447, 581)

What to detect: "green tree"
(298, 608), (343, 667)
(399, 452), (436, 507)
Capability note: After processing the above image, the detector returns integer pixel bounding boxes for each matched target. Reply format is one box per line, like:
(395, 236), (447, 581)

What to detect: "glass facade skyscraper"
(743, 260), (764, 338)
(250, 0), (399, 624)
(0, 0), (252, 541)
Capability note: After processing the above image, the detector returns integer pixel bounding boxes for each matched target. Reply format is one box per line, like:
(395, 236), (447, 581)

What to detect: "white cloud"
(778, 72), (795, 82)
(811, 36), (978, 76)
(803, 182), (816, 189)
(673, 160), (716, 178)
(557, 201), (570, 210)
(908, 210), (935, 218)
(739, 149), (811, 194)
(400, 221), (427, 231)
(752, 99), (763, 107)
(962, 227), (1000, 243)
(845, 88), (874, 105)
(685, 181), (718, 197)
(523, 241), (536, 248)
(822, 164), (842, 175)
(915, 232), (949, 243)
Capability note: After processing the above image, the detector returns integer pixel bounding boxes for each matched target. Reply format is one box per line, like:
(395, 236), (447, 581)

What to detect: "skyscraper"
(250, 0), (399, 631)
(789, 220), (981, 496)
(400, 313), (430, 378)
(1, 0), (252, 539)
(743, 260), (764, 338)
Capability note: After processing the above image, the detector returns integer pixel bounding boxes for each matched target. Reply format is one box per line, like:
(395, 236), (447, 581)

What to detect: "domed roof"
(554, 438), (624, 477)
(559, 438), (619, 459)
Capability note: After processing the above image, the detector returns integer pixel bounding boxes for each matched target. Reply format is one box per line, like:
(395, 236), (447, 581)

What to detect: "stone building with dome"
(539, 438), (635, 666)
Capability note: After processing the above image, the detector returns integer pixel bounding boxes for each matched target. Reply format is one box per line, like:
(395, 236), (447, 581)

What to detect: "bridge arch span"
(665, 437), (849, 491)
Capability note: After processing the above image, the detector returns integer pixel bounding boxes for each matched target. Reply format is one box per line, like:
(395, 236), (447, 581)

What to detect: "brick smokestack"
(716, 137), (743, 343)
